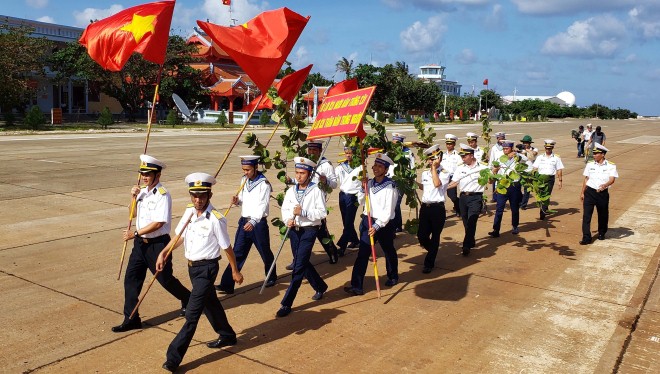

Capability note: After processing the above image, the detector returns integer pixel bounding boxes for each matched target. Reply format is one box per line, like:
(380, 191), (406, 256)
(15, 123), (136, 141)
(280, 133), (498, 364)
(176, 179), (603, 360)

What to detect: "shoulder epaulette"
(158, 186), (168, 195)
(187, 203), (194, 208)
(211, 209), (223, 219)
(479, 161), (488, 166)
(608, 161), (615, 165)
(555, 153), (560, 157)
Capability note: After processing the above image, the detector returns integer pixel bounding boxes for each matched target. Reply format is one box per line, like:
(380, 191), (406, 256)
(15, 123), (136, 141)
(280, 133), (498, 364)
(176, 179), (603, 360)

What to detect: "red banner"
(307, 86), (375, 140)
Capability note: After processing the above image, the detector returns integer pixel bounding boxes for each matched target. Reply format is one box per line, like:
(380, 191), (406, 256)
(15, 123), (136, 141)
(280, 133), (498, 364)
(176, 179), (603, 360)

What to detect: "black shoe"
(215, 285), (234, 294)
(520, 205), (527, 210)
(111, 318), (141, 333)
(179, 307), (186, 317)
(276, 305), (292, 317)
(462, 248), (470, 257)
(512, 227), (519, 235)
(598, 233), (605, 240)
(343, 286), (364, 296)
(162, 361), (178, 372)
(329, 248), (339, 264)
(206, 336), (237, 348)
(488, 231), (500, 238)
(395, 227), (403, 233)
(337, 247), (346, 257)
(579, 238), (591, 245)
(312, 290), (325, 301)
(539, 212), (546, 220)
(385, 278), (399, 287)
(285, 262), (294, 271)
(422, 266), (433, 274)
(348, 242), (359, 249)
(265, 279), (277, 288)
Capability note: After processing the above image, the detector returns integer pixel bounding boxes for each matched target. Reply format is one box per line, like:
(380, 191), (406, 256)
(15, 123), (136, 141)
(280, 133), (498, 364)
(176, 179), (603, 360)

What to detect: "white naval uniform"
(281, 183), (327, 227)
(489, 144), (505, 166)
(441, 149), (461, 175)
(236, 173), (272, 226)
(175, 204), (231, 261)
(583, 160), (618, 189)
(420, 169), (450, 203)
(533, 153), (565, 176)
(473, 147), (485, 163)
(336, 162), (365, 203)
(363, 177), (398, 230)
(452, 162), (488, 192)
(136, 183), (171, 238)
(311, 158), (338, 189)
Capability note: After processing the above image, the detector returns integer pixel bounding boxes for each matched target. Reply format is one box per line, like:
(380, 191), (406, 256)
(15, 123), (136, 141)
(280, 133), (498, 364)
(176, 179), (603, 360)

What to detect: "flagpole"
(117, 65), (165, 280)
(263, 120), (281, 148)
(361, 141), (381, 298)
(214, 94), (266, 178)
(259, 137), (332, 294)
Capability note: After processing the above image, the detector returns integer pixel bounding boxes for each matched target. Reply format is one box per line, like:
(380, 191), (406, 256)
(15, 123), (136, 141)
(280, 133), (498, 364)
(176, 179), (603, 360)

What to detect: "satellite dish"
(172, 93), (191, 117)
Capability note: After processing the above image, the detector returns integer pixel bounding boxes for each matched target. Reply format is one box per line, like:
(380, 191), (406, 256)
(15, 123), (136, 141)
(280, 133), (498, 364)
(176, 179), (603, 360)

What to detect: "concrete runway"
(1, 119), (659, 373)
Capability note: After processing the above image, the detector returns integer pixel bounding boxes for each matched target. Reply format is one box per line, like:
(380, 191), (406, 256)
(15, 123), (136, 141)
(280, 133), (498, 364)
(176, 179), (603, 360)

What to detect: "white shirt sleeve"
(214, 216), (232, 250)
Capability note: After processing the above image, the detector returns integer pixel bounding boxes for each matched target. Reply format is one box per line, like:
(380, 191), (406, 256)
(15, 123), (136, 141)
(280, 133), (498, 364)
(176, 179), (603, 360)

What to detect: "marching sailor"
(532, 140), (564, 220)
(489, 141), (523, 237)
(580, 143), (618, 244)
(390, 132), (415, 232)
(335, 144), (364, 256)
(466, 132), (485, 162)
(442, 134), (461, 216)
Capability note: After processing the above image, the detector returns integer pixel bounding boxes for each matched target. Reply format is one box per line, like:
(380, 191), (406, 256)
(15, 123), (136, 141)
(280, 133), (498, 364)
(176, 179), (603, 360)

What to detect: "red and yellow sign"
(307, 86), (375, 140)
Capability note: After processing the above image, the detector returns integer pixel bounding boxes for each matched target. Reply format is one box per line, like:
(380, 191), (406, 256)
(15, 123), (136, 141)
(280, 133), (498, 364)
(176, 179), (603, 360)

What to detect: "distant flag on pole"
(197, 8), (310, 94)
(326, 78), (358, 98)
(244, 64), (313, 112)
(78, 0), (175, 71)
(483, 78), (489, 86)
(222, 0), (231, 5)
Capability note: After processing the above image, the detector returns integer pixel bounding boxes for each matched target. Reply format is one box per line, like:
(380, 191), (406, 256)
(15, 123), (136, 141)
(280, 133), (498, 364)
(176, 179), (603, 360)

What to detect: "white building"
(502, 91), (576, 107)
(417, 64), (462, 96)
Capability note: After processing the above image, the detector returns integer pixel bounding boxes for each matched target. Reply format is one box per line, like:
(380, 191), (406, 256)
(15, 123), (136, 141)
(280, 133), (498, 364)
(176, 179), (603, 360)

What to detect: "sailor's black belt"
(140, 234), (169, 244)
(460, 192), (483, 196)
(187, 258), (220, 267)
(422, 202), (445, 207)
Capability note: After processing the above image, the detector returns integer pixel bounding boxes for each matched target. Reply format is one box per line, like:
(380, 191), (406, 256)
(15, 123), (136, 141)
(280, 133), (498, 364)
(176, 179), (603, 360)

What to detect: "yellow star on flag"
(120, 14), (156, 43)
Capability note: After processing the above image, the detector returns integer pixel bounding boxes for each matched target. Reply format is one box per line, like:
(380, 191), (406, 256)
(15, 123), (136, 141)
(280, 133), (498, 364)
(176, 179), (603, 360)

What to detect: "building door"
(52, 85), (60, 110)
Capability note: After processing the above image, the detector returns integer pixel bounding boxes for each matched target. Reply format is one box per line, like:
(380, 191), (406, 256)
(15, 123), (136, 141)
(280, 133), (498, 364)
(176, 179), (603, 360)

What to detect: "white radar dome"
(556, 91), (576, 106)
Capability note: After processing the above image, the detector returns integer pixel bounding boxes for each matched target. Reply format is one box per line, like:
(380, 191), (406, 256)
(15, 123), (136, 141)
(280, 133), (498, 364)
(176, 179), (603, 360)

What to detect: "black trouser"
(350, 216), (397, 291)
(393, 192), (403, 230)
(337, 191), (359, 248)
(417, 202), (446, 268)
(166, 260), (235, 366)
(540, 175), (556, 213)
(492, 183), (522, 233)
(582, 187), (609, 241)
(459, 193), (483, 250)
(282, 226), (327, 307)
(316, 218), (338, 259)
(447, 181), (460, 214)
(123, 235), (190, 322)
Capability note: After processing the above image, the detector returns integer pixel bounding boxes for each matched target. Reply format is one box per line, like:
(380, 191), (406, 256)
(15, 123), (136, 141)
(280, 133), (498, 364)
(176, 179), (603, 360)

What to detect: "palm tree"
(335, 57), (354, 79)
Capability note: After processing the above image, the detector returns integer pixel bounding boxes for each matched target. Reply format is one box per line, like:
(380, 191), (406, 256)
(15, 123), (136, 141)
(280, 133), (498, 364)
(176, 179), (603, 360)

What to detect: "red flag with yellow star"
(244, 64), (313, 112)
(79, 0), (175, 71)
(197, 8), (310, 94)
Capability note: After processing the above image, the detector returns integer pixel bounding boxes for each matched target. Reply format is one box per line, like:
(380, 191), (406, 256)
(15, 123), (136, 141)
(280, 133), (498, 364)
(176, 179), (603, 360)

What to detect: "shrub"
(24, 105), (46, 129)
(97, 107), (113, 129)
(376, 111), (386, 122)
(165, 109), (180, 126)
(216, 110), (228, 126)
(259, 110), (270, 125)
(388, 112), (396, 123)
(405, 114), (412, 123)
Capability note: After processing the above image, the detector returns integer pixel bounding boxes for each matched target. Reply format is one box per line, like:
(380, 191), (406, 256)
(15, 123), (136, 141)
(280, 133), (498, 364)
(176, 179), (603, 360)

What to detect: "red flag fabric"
(483, 78), (489, 86)
(197, 8), (310, 94)
(326, 78), (358, 97)
(222, 0), (231, 5)
(244, 64), (313, 112)
(79, 1), (174, 71)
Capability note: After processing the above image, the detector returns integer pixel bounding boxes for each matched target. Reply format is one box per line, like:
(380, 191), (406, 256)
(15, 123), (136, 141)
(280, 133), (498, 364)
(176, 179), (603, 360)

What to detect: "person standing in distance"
(417, 145), (450, 273)
(447, 145), (488, 256)
(216, 155), (276, 295)
(277, 157), (329, 317)
(113, 155), (190, 333)
(158, 172), (243, 372)
(580, 143), (618, 244)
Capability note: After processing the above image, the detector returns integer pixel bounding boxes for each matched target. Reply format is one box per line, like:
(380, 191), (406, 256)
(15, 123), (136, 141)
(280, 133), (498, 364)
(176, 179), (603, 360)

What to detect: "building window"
(88, 81), (101, 102)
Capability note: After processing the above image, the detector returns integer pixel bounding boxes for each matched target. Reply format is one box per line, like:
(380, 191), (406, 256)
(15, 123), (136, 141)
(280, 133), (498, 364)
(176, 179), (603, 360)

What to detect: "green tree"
(24, 105), (46, 129)
(301, 72), (332, 93)
(0, 22), (53, 112)
(165, 108), (180, 126)
(97, 106), (113, 129)
(259, 110), (271, 125)
(335, 57), (354, 79)
(48, 35), (206, 122)
(216, 110), (228, 126)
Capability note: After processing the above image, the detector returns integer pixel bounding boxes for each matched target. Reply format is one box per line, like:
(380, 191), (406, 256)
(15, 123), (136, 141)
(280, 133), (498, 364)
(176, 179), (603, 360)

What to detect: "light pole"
(443, 91), (447, 116)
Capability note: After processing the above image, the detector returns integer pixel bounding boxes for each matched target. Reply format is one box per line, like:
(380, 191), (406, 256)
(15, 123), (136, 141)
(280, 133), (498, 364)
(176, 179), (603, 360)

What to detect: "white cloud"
(629, 6), (660, 39)
(73, 5), (124, 27)
(511, 0), (637, 15)
(384, 0), (488, 10)
(456, 48), (477, 64)
(26, 0), (48, 9)
(171, 0), (269, 35)
(645, 68), (660, 80)
(541, 15), (627, 58)
(36, 16), (55, 24)
(400, 15), (447, 53)
(484, 4), (505, 30)
(292, 46), (310, 68)
(623, 54), (637, 63)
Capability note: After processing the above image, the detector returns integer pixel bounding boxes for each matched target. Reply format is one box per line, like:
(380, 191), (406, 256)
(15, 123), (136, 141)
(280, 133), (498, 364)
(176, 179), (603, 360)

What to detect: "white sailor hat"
(139, 154), (166, 173)
(343, 141), (357, 151)
(592, 142), (609, 154)
(586, 123), (593, 128)
(307, 140), (323, 150)
(495, 132), (506, 139)
(444, 134), (458, 143)
(185, 172), (216, 193)
(239, 155), (260, 166)
(544, 139), (556, 148)
(466, 132), (478, 140)
(458, 143), (475, 155)
(294, 156), (317, 171)
(423, 144), (443, 158)
(502, 141), (515, 148)
(373, 153), (394, 167)
(391, 132), (406, 142)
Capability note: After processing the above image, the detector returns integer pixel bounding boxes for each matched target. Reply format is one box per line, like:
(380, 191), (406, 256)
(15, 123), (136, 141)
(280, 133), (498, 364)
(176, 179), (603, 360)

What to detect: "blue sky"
(5, 0), (660, 115)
